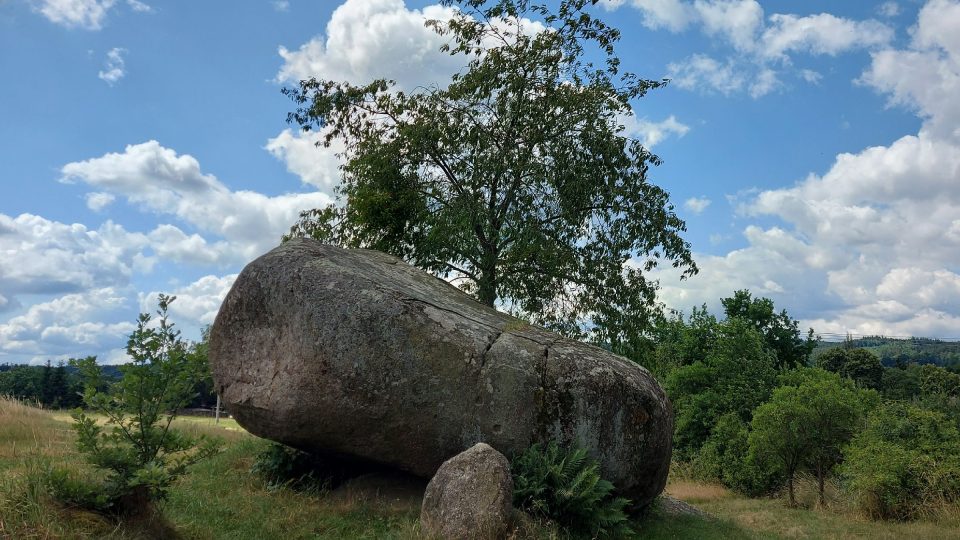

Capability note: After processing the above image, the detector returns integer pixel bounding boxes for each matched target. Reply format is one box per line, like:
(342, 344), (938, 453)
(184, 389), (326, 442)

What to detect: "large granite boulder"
(420, 443), (513, 539)
(209, 239), (672, 507)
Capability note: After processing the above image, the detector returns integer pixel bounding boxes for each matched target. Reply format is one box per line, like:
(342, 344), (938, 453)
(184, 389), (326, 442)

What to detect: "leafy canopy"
(749, 368), (874, 507)
(721, 289), (816, 369)
(282, 0), (696, 346)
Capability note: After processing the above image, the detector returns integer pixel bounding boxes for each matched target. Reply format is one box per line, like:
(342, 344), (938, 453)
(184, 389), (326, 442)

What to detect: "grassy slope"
(1, 398), (957, 539)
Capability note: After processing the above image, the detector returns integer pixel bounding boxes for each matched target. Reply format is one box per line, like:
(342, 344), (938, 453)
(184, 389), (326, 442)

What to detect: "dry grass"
(665, 470), (960, 540)
(665, 480), (734, 503)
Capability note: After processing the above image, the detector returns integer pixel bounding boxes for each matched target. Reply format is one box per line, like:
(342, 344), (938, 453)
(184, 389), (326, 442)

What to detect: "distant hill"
(813, 337), (960, 370)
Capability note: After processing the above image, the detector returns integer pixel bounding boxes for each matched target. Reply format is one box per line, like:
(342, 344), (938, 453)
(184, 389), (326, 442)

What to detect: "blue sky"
(1, 0), (959, 364)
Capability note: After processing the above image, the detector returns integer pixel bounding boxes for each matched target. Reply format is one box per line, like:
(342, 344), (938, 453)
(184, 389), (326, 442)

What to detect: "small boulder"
(420, 443), (513, 540)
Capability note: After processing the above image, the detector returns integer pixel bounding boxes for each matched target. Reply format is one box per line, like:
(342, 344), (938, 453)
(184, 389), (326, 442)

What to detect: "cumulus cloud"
(0, 213), (147, 303)
(760, 13), (893, 59)
(0, 287), (135, 359)
(619, 113), (690, 147)
(85, 191), (116, 211)
(31, 0), (150, 30)
(646, 1), (895, 97)
(140, 273), (237, 328)
(32, 0), (117, 30)
(683, 197), (711, 214)
(264, 129), (343, 193)
(60, 140), (333, 262)
(98, 47), (126, 85)
(667, 54), (747, 95)
(276, 0), (463, 90)
(878, 2), (900, 18)
(653, 0), (960, 337)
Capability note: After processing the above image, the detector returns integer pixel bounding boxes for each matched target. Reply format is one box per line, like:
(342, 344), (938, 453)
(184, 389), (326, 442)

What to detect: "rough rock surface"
(420, 443), (513, 540)
(209, 238), (673, 507)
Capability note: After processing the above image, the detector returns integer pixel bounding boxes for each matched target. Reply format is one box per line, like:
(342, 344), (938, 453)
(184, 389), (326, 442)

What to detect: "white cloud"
(264, 128), (343, 193)
(651, 0), (960, 337)
(628, 0), (696, 31)
(32, 0), (150, 29)
(0, 287), (135, 358)
(97, 47), (126, 85)
(799, 69), (822, 84)
(85, 191), (116, 211)
(694, 0), (763, 50)
(748, 67), (780, 98)
(626, 1), (894, 97)
(760, 13), (894, 59)
(126, 0), (150, 13)
(878, 2), (900, 18)
(140, 273), (237, 328)
(32, 0), (116, 30)
(620, 113), (690, 147)
(859, 0), (960, 140)
(0, 213), (147, 302)
(272, 0), (289, 12)
(60, 140), (333, 262)
(683, 197), (711, 214)
(276, 0), (463, 90)
(667, 54), (746, 95)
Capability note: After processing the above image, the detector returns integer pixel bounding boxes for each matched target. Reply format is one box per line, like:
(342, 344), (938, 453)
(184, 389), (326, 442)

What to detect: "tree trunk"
(477, 276), (496, 307)
(817, 467), (826, 507)
(477, 251), (498, 307)
(787, 474), (796, 507)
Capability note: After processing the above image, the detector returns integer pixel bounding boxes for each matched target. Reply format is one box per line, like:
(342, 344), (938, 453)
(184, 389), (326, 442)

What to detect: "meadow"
(1, 396), (959, 539)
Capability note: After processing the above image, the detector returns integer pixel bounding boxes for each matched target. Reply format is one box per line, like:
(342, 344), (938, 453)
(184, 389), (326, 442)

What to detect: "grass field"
(1, 396), (958, 539)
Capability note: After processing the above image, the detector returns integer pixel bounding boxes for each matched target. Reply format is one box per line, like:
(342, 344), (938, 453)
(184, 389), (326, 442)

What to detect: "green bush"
(843, 401), (960, 520)
(65, 295), (221, 516)
(252, 442), (382, 492)
(695, 413), (783, 497)
(511, 441), (633, 538)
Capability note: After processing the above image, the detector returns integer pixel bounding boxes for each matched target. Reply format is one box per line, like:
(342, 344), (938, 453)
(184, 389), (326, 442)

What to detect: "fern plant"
(512, 442), (634, 538)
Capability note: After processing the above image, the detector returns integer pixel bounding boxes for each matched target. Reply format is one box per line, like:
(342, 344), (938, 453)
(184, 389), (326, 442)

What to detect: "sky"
(1, 0), (958, 365)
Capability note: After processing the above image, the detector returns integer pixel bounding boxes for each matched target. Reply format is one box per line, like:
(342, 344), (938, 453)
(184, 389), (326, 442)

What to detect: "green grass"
(2, 396), (958, 539)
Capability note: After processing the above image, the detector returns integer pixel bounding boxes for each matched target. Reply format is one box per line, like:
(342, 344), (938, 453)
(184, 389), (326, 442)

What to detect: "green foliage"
(667, 318), (778, 459)
(842, 401), (960, 520)
(817, 347), (884, 389)
(511, 442), (633, 538)
(251, 442), (364, 492)
(721, 289), (816, 370)
(648, 305), (717, 378)
(749, 369), (875, 506)
(66, 294), (221, 515)
(0, 361), (82, 409)
(695, 413), (783, 497)
(282, 0), (696, 346)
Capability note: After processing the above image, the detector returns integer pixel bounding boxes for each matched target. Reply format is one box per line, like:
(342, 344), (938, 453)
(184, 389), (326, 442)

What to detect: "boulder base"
(420, 443), (513, 540)
(209, 239), (673, 507)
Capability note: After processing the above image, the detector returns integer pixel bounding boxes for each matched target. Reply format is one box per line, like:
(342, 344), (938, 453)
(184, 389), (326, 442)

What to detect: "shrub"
(843, 401), (960, 520)
(695, 413), (783, 497)
(511, 441), (633, 538)
(66, 295), (221, 516)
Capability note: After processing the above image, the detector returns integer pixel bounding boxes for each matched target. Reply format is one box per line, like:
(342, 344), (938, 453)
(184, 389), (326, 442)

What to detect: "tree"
(667, 318), (777, 458)
(816, 347), (884, 389)
(842, 401), (960, 519)
(282, 0), (696, 348)
(721, 290), (816, 369)
(649, 304), (717, 378)
(749, 368), (872, 507)
(68, 295), (220, 516)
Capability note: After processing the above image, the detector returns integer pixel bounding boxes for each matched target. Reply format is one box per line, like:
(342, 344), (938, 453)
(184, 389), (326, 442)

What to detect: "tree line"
(656, 290), (960, 519)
